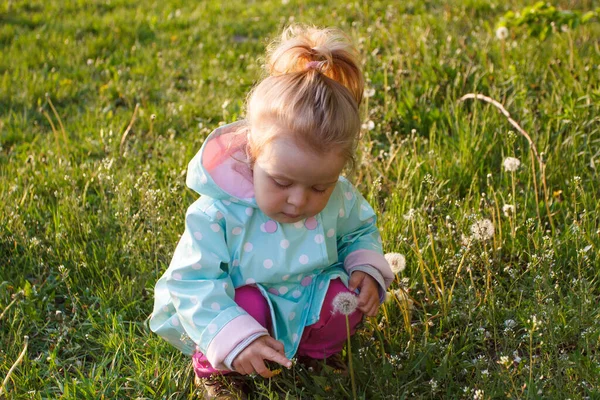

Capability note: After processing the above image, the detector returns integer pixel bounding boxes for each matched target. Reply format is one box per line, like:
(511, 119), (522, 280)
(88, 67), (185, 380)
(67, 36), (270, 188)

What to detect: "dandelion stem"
(0, 336), (29, 397)
(46, 95), (68, 143)
(345, 315), (358, 400)
(410, 219), (431, 299)
(120, 103), (140, 156)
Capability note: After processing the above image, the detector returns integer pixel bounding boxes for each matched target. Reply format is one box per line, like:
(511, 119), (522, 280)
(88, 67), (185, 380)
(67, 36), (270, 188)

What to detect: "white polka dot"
(260, 223), (266, 232)
(223, 282), (229, 289)
(294, 221), (304, 229)
(232, 227), (242, 235)
(207, 324), (218, 334)
(339, 209), (345, 217)
(282, 274), (290, 281)
(319, 281), (325, 290)
(172, 272), (182, 280)
(200, 174), (208, 184)
(162, 305), (169, 312)
(232, 259), (239, 267)
(367, 217), (374, 224)
(222, 200), (231, 206)
(229, 197), (238, 203)
(211, 302), (221, 311)
(193, 231), (203, 240)
(263, 259), (273, 269)
(292, 290), (302, 298)
(171, 316), (180, 326)
(289, 312), (296, 321)
(190, 296), (199, 304)
(244, 242), (253, 252)
(245, 208), (254, 216)
(245, 278), (256, 285)
(210, 224), (220, 232)
(292, 333), (299, 342)
(314, 234), (324, 244)
(216, 211), (224, 219)
(345, 191), (353, 200)
(299, 255), (309, 264)
(279, 286), (289, 295)
(361, 204), (369, 211)
(327, 228), (335, 237)
(280, 239), (289, 249)
(192, 263), (202, 270)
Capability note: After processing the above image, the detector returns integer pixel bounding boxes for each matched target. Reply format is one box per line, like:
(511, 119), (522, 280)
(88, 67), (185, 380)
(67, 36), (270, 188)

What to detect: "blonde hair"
(245, 25), (364, 168)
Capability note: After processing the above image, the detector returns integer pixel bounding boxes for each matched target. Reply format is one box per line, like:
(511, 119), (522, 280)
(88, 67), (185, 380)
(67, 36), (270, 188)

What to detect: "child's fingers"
(264, 336), (285, 354)
(262, 346), (292, 369)
(250, 358), (275, 378)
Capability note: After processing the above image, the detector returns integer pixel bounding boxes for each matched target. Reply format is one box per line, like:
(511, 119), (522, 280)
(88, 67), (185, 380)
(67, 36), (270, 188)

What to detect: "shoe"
(194, 373), (249, 400)
(297, 353), (348, 375)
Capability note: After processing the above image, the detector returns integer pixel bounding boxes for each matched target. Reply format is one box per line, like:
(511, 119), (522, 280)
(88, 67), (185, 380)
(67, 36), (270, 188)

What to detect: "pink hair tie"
(306, 60), (321, 71)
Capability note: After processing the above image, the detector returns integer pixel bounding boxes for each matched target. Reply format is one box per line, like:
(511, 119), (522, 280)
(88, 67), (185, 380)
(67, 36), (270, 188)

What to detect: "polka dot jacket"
(149, 122), (393, 370)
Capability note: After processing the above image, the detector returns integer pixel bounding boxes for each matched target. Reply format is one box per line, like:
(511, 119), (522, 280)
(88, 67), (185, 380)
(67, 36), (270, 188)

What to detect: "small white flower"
(361, 120), (375, 131)
(385, 252), (406, 274)
(474, 389), (485, 400)
(504, 319), (517, 329)
(332, 292), (358, 316)
(392, 289), (414, 309)
(364, 87), (376, 98)
(503, 157), (521, 172)
(403, 208), (416, 221)
(496, 26), (509, 40)
(470, 219), (494, 241)
(502, 204), (515, 217)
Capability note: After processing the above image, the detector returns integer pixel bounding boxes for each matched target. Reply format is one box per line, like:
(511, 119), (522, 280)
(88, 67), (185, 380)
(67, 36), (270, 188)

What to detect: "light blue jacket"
(150, 122), (393, 370)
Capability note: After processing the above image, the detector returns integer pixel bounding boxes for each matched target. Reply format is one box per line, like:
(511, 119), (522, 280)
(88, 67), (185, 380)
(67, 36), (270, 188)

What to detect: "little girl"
(150, 25), (393, 399)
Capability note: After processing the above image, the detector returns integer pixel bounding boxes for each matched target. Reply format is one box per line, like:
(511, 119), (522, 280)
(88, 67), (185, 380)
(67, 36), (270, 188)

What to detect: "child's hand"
(232, 335), (292, 378)
(348, 271), (380, 317)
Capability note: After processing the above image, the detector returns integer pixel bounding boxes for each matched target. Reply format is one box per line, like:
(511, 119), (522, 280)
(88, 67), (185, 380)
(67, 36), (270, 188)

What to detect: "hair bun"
(265, 25), (363, 105)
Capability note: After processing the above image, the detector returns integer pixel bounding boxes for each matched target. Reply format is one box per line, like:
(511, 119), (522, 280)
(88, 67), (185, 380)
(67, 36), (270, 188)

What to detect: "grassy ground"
(1, 0), (599, 398)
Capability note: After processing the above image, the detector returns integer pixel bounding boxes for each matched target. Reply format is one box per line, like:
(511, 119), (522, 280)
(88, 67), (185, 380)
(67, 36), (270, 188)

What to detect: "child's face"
(253, 136), (346, 224)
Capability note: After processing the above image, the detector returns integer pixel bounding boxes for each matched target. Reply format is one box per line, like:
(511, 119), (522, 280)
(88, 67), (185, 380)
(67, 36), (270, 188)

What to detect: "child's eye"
(312, 187), (328, 194)
(272, 179), (292, 188)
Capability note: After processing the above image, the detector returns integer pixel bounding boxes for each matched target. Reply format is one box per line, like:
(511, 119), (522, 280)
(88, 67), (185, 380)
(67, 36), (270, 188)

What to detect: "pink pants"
(192, 278), (362, 378)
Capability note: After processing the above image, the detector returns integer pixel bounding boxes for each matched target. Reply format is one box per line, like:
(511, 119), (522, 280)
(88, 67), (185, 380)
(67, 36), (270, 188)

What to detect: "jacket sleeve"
(336, 179), (394, 298)
(150, 199), (267, 369)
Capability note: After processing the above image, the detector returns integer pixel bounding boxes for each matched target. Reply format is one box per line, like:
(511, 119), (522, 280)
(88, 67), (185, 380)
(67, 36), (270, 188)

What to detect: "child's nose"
(287, 187), (308, 209)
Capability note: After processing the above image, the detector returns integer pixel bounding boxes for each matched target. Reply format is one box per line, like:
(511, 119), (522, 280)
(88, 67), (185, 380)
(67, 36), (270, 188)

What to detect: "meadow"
(1, 0), (599, 398)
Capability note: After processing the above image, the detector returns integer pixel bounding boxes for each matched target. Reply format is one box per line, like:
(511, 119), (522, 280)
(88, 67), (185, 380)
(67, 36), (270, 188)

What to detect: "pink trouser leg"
(296, 278), (363, 359)
(192, 278), (363, 377)
(192, 286), (271, 378)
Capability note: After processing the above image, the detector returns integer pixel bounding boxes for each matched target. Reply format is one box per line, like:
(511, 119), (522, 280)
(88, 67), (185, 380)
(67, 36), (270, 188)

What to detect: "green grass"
(1, 0), (599, 398)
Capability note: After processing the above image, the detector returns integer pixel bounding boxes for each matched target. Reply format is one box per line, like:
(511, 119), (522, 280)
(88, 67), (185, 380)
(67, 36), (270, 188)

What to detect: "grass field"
(1, 0), (600, 398)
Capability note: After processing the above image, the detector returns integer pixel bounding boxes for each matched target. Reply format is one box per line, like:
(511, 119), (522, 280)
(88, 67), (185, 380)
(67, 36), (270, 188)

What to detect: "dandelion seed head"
(332, 292), (358, 315)
(502, 204), (515, 217)
(503, 157), (521, 172)
(385, 252), (406, 274)
(496, 26), (509, 40)
(470, 219), (494, 241)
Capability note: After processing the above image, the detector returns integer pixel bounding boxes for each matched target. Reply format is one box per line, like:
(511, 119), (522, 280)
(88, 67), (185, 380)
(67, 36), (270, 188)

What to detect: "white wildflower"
(504, 319), (517, 329)
(470, 219), (494, 241)
(474, 389), (485, 400)
(332, 292), (358, 316)
(496, 26), (509, 40)
(385, 252), (406, 274)
(503, 157), (521, 172)
(361, 120), (375, 131)
(502, 204), (515, 217)
(403, 208), (416, 221)
(364, 87), (376, 98)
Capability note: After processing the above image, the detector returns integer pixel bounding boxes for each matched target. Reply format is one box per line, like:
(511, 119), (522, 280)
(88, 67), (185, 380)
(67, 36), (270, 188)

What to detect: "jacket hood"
(186, 121), (257, 206)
